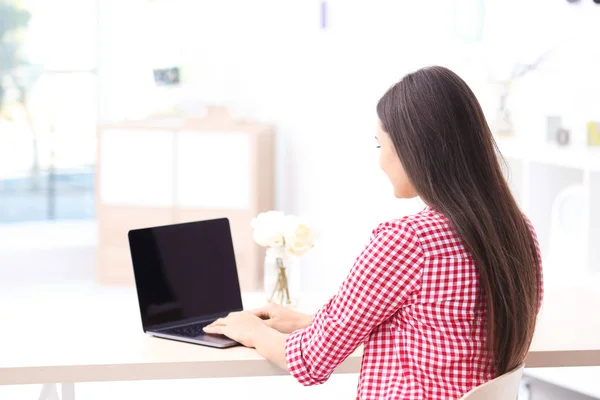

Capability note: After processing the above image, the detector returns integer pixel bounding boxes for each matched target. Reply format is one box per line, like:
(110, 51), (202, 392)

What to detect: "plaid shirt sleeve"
(285, 222), (425, 386)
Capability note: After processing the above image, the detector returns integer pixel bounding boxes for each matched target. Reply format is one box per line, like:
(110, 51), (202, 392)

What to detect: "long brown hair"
(377, 66), (542, 376)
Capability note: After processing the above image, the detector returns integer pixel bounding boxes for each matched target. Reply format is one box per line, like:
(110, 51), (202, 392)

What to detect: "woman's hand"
(250, 303), (313, 334)
(204, 310), (290, 370)
(203, 311), (269, 348)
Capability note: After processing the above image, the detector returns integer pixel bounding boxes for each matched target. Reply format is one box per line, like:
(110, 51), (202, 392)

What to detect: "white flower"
(283, 216), (315, 256)
(251, 211), (286, 247)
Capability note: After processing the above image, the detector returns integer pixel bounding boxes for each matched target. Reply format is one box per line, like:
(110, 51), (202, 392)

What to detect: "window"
(0, 0), (97, 222)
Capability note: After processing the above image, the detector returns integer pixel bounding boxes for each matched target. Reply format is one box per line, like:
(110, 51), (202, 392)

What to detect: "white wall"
(97, 0), (600, 292)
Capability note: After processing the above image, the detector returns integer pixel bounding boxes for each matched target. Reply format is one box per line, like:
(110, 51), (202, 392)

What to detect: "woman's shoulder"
(373, 206), (467, 258)
(373, 206), (449, 234)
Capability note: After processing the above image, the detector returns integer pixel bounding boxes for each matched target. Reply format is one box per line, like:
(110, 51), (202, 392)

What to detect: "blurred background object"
(0, 0), (96, 224)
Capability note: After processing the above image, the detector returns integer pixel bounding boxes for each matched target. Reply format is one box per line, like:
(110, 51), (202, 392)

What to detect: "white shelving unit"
(497, 136), (600, 284)
(591, 172), (600, 274)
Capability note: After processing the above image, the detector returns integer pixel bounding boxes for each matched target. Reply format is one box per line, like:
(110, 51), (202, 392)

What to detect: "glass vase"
(263, 247), (299, 307)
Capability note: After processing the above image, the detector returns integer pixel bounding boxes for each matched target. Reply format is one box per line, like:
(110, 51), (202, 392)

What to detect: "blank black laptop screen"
(128, 218), (243, 329)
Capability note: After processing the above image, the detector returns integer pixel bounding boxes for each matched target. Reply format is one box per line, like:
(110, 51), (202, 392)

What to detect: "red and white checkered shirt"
(286, 206), (542, 399)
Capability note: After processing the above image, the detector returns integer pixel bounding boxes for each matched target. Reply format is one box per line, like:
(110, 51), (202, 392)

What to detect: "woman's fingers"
(206, 317), (226, 328)
(262, 318), (276, 328)
(250, 304), (274, 320)
(203, 325), (224, 334)
(249, 307), (266, 316)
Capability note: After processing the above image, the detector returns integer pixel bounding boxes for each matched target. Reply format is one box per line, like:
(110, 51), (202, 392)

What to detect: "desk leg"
(61, 383), (75, 400)
(38, 384), (59, 400)
(38, 383), (74, 400)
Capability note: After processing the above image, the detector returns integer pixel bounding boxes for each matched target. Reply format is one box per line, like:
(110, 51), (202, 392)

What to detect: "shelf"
(495, 137), (600, 171)
(590, 172), (600, 273)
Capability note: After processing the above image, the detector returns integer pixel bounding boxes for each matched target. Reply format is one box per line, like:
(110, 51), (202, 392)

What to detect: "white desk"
(0, 283), (599, 400)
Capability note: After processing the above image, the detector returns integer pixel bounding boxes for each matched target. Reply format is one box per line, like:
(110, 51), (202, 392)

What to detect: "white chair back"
(459, 363), (525, 400)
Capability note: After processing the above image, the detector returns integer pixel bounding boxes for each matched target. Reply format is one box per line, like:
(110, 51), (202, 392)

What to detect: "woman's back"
(286, 204), (541, 399)
(363, 207), (493, 399)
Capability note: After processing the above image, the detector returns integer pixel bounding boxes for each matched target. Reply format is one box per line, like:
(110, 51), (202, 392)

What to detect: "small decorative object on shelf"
(587, 121), (600, 147)
(546, 116), (562, 142)
(489, 49), (553, 137)
(547, 116), (571, 146)
(152, 66), (180, 86)
(556, 128), (570, 146)
(491, 80), (515, 137)
(251, 211), (315, 307)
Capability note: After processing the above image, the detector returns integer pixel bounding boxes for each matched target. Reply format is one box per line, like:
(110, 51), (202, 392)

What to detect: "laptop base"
(148, 331), (240, 348)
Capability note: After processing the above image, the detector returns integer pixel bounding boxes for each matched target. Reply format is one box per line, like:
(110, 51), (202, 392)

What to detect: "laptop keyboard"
(162, 321), (211, 338)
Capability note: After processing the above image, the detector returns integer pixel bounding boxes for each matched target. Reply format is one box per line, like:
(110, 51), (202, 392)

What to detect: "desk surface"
(0, 283), (599, 385)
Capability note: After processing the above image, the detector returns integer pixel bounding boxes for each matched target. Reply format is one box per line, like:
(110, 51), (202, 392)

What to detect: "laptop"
(128, 218), (243, 348)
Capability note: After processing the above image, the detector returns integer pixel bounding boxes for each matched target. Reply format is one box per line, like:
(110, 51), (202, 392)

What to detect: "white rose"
(283, 216), (315, 256)
(251, 211), (286, 247)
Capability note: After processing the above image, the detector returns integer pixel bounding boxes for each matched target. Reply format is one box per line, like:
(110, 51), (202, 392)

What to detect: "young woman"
(204, 66), (544, 399)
